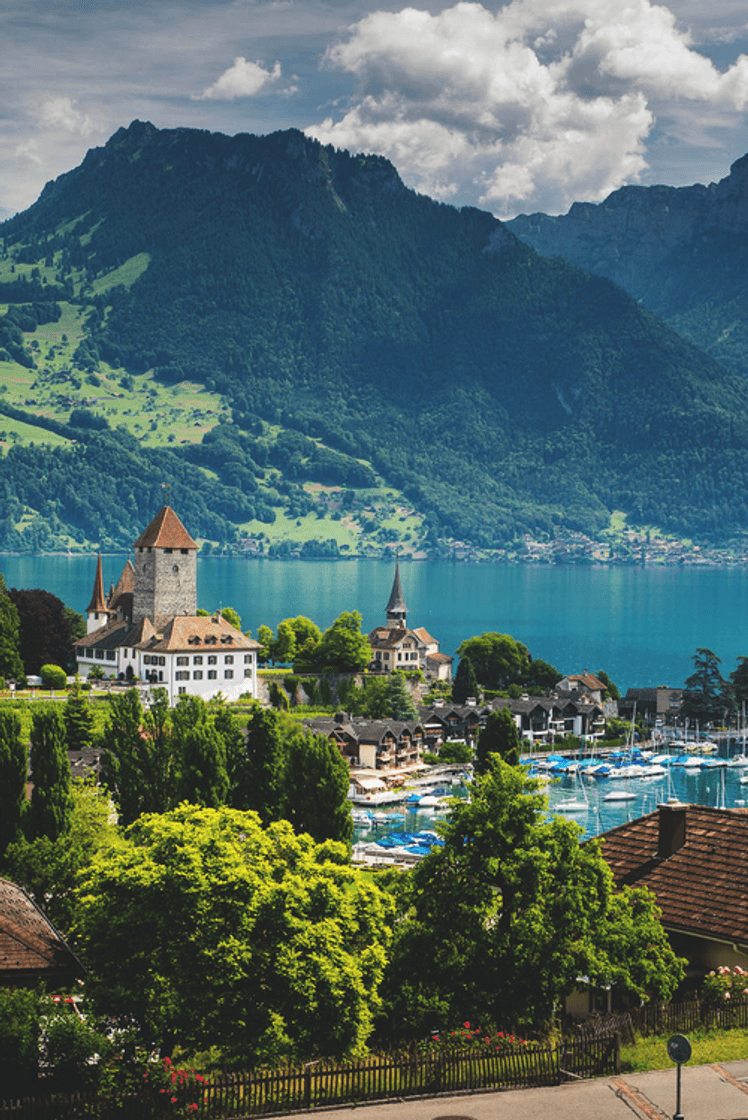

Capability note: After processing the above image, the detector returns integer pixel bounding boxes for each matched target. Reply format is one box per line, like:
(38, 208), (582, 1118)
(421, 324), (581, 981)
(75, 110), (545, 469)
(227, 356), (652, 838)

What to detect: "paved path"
(278, 1061), (748, 1120)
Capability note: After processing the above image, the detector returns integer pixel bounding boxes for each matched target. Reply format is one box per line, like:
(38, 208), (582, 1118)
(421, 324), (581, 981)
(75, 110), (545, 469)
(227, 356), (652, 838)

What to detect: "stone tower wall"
(133, 546), (197, 625)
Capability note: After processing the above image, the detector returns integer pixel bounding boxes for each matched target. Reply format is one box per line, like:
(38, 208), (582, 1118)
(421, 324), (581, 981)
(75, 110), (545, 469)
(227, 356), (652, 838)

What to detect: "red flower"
(463, 1021), (471, 1029)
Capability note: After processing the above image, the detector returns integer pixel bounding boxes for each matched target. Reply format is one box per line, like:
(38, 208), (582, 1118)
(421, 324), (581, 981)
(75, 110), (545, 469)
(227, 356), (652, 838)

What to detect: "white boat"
(554, 799), (588, 813)
(603, 790), (636, 802)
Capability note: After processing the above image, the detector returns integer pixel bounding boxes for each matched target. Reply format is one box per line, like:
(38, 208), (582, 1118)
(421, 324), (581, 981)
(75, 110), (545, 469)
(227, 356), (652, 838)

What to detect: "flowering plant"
(421, 1022), (538, 1054)
(702, 965), (748, 1004)
(141, 1056), (209, 1116)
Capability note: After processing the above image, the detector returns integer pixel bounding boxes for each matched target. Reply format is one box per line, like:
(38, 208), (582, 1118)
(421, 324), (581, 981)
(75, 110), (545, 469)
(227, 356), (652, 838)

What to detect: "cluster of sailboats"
(528, 742), (748, 813)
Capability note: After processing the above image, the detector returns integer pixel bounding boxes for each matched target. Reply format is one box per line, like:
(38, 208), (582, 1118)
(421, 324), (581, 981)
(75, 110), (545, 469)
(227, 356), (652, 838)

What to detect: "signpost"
(667, 1034), (692, 1120)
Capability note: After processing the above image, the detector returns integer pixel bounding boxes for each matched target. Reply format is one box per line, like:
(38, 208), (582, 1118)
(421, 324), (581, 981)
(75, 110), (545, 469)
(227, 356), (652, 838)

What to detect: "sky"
(2, 0), (748, 222)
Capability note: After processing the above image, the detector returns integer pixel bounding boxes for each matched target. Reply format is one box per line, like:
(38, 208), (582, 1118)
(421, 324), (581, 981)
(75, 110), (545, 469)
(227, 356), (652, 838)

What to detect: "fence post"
(614, 1032), (621, 1075)
(304, 1064), (312, 1110)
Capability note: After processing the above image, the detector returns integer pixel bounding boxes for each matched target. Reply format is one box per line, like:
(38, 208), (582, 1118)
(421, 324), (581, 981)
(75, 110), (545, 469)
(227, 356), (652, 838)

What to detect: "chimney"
(657, 801), (687, 859)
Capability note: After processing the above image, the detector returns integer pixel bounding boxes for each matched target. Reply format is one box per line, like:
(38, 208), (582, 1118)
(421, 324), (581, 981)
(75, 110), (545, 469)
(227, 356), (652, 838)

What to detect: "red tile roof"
(86, 554), (108, 614)
(597, 804), (748, 945)
(133, 506), (197, 551)
(0, 879), (85, 984)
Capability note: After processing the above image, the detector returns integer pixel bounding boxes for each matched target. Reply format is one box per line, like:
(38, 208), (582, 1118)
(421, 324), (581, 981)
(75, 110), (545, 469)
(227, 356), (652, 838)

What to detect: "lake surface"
(3, 554), (748, 693)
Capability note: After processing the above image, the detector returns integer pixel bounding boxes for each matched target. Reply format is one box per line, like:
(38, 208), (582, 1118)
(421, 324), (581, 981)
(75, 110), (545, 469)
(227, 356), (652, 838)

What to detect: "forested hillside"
(508, 155), (748, 380)
(2, 121), (748, 552)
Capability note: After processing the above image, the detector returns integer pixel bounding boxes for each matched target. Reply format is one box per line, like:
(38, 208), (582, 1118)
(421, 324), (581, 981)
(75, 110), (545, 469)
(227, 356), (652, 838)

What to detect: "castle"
(75, 506), (259, 704)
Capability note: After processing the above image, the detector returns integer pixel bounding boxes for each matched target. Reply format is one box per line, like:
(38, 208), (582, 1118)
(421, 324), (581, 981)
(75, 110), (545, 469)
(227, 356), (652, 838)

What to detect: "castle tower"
(132, 505), (198, 628)
(86, 555), (109, 634)
(385, 561), (408, 629)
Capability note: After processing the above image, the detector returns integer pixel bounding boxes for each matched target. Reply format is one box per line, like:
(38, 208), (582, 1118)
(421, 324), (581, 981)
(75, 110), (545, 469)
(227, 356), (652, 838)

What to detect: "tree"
(475, 707), (521, 773)
(228, 704), (286, 822)
(27, 704), (74, 842)
(0, 573), (23, 681)
(527, 658), (562, 691)
(453, 656), (479, 704)
(100, 688), (175, 826)
(0, 708), (26, 861)
(730, 656), (748, 712)
(595, 669), (620, 701)
(681, 648), (731, 726)
(270, 620), (296, 665)
(171, 695), (229, 808)
(379, 757), (683, 1039)
(64, 679), (95, 750)
(40, 664), (67, 689)
(310, 611), (371, 674)
(256, 624), (274, 665)
(9, 588), (77, 674)
(75, 805), (393, 1065)
(455, 633), (531, 690)
(387, 672), (417, 720)
(283, 732), (353, 845)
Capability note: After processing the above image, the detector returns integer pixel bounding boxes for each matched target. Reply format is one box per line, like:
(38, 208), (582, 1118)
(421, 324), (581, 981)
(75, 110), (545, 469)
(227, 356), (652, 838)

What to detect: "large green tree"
(681, 647), (731, 727)
(456, 633), (531, 690)
(64, 679), (95, 751)
(310, 611), (371, 674)
(0, 707), (27, 860)
(283, 732), (353, 845)
(452, 656), (479, 704)
(27, 704), (73, 842)
(475, 707), (521, 773)
(228, 704), (287, 822)
(379, 757), (684, 1039)
(9, 588), (77, 675)
(171, 695), (229, 808)
(75, 805), (392, 1065)
(0, 573), (24, 682)
(100, 689), (175, 826)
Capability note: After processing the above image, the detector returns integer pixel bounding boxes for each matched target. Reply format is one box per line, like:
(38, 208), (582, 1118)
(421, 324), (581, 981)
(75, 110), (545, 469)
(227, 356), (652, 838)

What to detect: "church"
(74, 505), (260, 704)
(368, 563), (453, 681)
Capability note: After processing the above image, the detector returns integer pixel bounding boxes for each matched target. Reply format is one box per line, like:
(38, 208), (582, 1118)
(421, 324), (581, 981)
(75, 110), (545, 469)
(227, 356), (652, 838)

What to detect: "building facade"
(368, 563), (453, 681)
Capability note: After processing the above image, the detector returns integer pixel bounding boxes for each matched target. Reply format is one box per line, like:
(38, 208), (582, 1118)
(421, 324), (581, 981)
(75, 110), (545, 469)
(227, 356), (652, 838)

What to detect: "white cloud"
(31, 95), (96, 136)
(307, 0), (748, 215)
(194, 56), (283, 100)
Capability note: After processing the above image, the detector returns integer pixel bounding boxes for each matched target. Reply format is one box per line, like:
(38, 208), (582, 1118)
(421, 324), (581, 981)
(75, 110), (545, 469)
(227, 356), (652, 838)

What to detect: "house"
(556, 672), (608, 705)
(304, 714), (426, 771)
(597, 802), (748, 977)
(368, 563), (453, 682)
(0, 879), (85, 988)
(618, 687), (683, 726)
(74, 505), (260, 704)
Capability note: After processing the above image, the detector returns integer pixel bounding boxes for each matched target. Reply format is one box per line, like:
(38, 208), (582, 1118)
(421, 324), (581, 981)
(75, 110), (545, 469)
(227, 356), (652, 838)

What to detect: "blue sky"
(3, 0), (748, 220)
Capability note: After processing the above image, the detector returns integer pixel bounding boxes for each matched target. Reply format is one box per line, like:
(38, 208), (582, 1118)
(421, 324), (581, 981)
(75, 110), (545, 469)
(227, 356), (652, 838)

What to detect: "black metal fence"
(0, 1035), (621, 1120)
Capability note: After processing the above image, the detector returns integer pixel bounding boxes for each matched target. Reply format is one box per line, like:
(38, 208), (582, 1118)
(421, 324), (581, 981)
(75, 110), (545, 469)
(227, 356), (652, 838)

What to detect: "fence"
(575, 996), (748, 1044)
(0, 1035), (621, 1120)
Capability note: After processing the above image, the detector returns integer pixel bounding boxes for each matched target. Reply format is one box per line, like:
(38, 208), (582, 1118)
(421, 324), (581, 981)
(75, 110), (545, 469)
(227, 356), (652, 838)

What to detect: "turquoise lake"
(2, 554), (748, 693)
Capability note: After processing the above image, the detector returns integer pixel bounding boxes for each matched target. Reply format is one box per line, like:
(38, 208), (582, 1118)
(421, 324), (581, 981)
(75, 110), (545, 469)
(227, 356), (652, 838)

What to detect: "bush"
(40, 664), (67, 690)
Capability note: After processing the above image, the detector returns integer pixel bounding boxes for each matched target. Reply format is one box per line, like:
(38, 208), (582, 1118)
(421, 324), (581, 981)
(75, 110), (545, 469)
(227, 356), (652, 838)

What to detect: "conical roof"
(86, 555), (107, 614)
(133, 506), (197, 550)
(386, 561), (407, 614)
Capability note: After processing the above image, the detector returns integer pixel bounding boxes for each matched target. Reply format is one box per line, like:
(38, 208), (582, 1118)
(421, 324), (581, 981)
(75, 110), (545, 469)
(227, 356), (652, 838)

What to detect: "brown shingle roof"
(0, 879), (85, 984)
(133, 506), (197, 551)
(597, 804), (748, 945)
(86, 554), (108, 614)
(144, 615), (260, 653)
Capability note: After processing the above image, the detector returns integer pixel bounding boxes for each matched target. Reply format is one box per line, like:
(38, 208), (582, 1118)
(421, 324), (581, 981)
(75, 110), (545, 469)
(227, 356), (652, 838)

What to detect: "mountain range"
(1, 121), (748, 556)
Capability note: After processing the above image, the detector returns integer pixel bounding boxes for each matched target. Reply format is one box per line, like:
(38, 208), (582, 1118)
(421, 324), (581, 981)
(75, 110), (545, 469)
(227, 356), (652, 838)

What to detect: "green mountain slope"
(3, 120), (748, 552)
(508, 155), (748, 380)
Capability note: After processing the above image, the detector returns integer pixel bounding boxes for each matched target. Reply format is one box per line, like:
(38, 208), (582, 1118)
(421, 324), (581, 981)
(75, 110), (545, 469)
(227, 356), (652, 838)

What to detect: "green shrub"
(40, 664), (67, 690)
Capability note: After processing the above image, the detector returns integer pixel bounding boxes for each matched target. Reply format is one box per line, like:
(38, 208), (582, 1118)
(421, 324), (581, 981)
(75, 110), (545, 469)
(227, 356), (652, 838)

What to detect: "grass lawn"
(621, 1028), (748, 1072)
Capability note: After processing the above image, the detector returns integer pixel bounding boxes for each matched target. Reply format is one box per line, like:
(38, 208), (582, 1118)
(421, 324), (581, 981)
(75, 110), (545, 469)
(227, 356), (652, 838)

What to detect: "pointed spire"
(133, 505), (197, 550)
(87, 555), (107, 614)
(385, 561), (408, 628)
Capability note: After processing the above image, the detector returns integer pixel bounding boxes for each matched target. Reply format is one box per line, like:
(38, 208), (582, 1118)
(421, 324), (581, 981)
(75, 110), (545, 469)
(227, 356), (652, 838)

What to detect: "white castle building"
(75, 505), (259, 704)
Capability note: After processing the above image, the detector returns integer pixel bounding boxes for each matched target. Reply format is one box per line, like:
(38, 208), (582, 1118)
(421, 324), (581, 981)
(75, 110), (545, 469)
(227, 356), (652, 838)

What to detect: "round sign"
(667, 1034), (692, 1064)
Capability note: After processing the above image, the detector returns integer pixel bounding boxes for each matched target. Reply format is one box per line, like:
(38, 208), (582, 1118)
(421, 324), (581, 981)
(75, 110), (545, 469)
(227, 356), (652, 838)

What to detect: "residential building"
(74, 505), (260, 704)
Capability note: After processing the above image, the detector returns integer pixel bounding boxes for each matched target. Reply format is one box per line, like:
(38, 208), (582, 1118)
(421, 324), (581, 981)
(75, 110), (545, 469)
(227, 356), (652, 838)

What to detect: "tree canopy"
(379, 757), (684, 1038)
(681, 647), (731, 726)
(456, 633), (532, 690)
(75, 805), (392, 1066)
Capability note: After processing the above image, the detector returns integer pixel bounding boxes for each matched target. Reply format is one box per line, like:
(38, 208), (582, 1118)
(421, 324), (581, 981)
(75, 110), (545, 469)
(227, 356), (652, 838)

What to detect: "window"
(193, 671), (203, 680)
(224, 655), (234, 665)
(176, 656), (188, 666)
(181, 548), (188, 555)
(193, 655), (203, 665)
(208, 655), (217, 665)
(106, 650), (116, 661)
(95, 649), (104, 660)
(244, 668), (252, 678)
(165, 548), (172, 554)
(243, 654), (253, 664)
(224, 670), (234, 680)
(208, 670), (217, 680)
(175, 671), (189, 681)
(178, 686), (186, 695)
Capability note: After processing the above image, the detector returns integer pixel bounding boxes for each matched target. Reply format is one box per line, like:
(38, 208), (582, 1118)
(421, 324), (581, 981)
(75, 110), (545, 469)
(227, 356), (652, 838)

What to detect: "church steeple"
(385, 561), (407, 629)
(86, 555), (109, 634)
